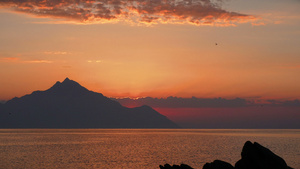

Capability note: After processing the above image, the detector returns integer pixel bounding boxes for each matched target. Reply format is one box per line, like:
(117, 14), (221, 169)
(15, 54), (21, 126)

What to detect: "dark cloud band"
(113, 97), (249, 108)
(114, 97), (300, 108)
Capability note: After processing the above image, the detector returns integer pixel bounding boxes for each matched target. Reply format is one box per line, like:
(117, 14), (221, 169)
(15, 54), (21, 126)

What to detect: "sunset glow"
(1, 3), (300, 169)
(0, 0), (300, 103)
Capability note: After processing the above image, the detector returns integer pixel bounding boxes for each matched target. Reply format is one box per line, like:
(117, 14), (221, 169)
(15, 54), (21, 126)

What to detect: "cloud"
(113, 96), (249, 108)
(0, 0), (259, 26)
(113, 96), (300, 108)
(44, 51), (70, 55)
(24, 60), (53, 63)
(267, 99), (300, 107)
(87, 60), (102, 63)
(0, 57), (20, 62)
(0, 57), (53, 63)
(251, 22), (266, 26)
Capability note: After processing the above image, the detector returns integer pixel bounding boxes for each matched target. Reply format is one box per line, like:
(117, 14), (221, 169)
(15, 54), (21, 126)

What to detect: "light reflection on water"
(0, 129), (299, 169)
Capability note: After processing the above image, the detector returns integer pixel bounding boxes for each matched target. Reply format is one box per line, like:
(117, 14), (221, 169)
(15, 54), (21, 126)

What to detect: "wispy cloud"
(87, 60), (102, 63)
(251, 22), (266, 26)
(0, 57), (20, 62)
(44, 51), (70, 55)
(0, 57), (53, 64)
(24, 60), (53, 63)
(0, 0), (259, 26)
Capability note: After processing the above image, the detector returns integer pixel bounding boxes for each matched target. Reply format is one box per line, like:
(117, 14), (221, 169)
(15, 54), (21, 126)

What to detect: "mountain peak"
(62, 77), (71, 83)
(47, 78), (88, 93)
(61, 77), (77, 85)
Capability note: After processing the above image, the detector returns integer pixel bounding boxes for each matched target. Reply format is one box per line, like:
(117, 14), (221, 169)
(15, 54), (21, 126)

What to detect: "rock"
(159, 164), (172, 169)
(159, 141), (294, 169)
(235, 141), (292, 169)
(159, 163), (194, 169)
(203, 160), (234, 169)
(180, 164), (194, 169)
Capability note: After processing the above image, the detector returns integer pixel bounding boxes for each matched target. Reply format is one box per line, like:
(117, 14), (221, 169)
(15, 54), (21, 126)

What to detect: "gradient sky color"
(0, 0), (300, 101)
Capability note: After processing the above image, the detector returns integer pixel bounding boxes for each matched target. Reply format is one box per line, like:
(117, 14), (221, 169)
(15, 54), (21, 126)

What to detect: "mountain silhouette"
(0, 78), (178, 128)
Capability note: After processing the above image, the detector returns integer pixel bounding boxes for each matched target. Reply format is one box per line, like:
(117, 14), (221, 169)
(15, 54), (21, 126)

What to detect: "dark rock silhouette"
(159, 141), (293, 169)
(235, 141), (292, 169)
(0, 103), (3, 113)
(203, 160), (234, 169)
(0, 78), (178, 128)
(159, 163), (194, 169)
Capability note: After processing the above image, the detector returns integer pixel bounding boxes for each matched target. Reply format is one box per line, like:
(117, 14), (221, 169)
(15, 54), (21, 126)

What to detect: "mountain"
(0, 78), (178, 128)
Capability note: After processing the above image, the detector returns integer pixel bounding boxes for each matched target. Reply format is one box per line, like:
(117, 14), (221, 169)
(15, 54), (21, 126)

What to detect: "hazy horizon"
(1, 78), (299, 129)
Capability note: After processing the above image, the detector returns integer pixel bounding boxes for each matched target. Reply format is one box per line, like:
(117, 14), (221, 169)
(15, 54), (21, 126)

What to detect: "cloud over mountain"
(0, 0), (258, 26)
(113, 96), (249, 108)
(113, 97), (300, 108)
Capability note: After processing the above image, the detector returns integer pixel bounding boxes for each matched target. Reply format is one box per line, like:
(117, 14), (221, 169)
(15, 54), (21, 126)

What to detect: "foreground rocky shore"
(159, 141), (293, 169)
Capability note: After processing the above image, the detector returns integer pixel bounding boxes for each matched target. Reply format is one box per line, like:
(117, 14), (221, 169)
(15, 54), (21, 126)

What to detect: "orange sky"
(0, 0), (300, 101)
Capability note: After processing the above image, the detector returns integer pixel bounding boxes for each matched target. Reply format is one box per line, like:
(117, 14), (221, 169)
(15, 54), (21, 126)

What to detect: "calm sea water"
(0, 129), (299, 169)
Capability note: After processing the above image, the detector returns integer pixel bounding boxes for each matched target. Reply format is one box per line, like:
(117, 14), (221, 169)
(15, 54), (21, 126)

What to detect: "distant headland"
(0, 78), (178, 128)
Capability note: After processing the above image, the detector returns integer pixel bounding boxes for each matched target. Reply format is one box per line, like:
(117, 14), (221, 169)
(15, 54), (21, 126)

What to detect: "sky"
(0, 0), (300, 102)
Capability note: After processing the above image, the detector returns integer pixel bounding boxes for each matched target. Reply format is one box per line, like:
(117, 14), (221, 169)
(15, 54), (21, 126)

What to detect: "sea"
(0, 129), (299, 169)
